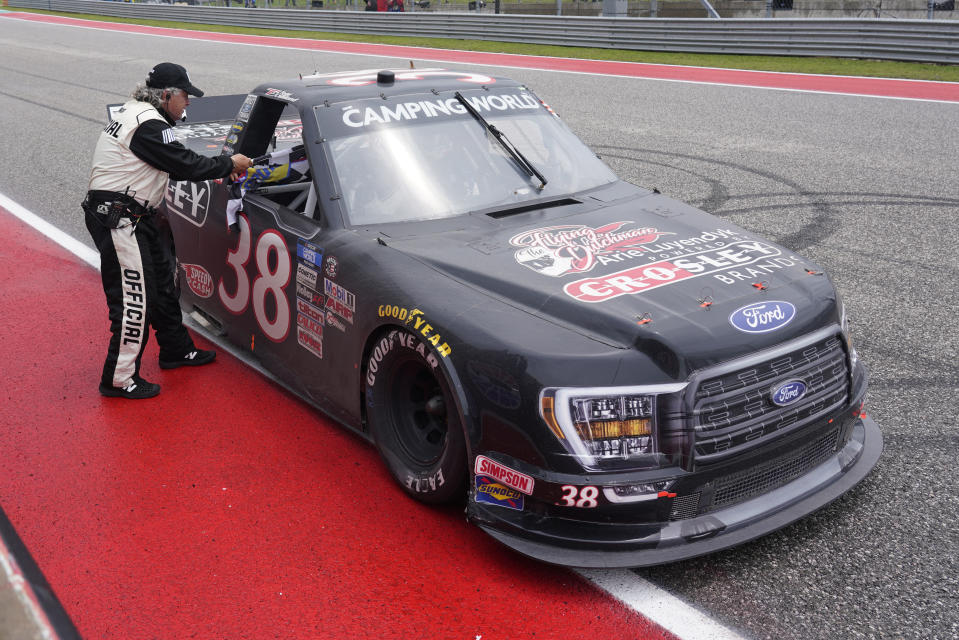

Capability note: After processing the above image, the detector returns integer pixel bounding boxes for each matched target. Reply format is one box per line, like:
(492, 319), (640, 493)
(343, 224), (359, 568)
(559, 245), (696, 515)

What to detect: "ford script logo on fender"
(729, 300), (796, 333)
(771, 379), (807, 407)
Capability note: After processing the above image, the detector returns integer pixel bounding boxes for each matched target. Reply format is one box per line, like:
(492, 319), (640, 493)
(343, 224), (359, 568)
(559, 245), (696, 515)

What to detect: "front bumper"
(472, 415), (882, 568)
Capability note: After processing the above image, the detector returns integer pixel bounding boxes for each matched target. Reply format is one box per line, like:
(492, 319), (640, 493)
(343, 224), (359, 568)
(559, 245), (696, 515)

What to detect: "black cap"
(146, 62), (204, 97)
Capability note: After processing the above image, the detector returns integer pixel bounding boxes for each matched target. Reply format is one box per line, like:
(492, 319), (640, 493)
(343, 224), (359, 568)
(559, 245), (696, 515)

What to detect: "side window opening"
(237, 96), (321, 222)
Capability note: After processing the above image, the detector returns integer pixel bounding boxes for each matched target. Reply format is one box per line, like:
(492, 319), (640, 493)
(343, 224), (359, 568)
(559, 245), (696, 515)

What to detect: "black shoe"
(159, 349), (216, 369)
(99, 377), (161, 399)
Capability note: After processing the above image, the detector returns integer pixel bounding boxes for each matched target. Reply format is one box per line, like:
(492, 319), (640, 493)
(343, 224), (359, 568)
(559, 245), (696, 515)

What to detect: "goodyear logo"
(474, 475), (524, 510)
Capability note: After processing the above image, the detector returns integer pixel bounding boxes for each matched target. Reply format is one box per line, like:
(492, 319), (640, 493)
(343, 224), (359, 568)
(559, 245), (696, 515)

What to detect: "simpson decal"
(180, 263), (214, 299)
(475, 476), (524, 510)
(474, 455), (534, 495)
(564, 241), (782, 303)
(510, 222), (671, 277)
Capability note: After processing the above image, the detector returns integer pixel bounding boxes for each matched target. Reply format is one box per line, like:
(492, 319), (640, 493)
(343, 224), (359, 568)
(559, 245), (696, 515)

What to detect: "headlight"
(540, 384), (686, 470)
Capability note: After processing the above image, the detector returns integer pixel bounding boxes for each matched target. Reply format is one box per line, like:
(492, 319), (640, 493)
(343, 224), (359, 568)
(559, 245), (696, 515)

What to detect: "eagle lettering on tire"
(365, 329), (465, 503)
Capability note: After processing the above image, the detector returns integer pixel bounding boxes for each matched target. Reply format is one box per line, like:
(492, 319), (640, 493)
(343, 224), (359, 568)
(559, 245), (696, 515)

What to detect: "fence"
(8, 0), (959, 63)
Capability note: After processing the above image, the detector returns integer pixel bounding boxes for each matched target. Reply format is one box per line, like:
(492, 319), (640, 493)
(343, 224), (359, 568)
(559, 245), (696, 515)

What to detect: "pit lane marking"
(2, 187), (746, 640)
(4, 11), (959, 103)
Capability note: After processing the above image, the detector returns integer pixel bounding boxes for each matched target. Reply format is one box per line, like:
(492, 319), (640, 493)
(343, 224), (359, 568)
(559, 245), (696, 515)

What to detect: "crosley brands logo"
(563, 241), (782, 303)
(729, 301), (796, 333)
(510, 222), (670, 277)
(180, 263), (213, 298)
(165, 181), (210, 227)
(474, 455), (534, 495)
(771, 379), (808, 406)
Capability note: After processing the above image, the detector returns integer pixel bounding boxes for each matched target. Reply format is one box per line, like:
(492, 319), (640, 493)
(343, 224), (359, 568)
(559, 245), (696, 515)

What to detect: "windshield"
(315, 87), (617, 225)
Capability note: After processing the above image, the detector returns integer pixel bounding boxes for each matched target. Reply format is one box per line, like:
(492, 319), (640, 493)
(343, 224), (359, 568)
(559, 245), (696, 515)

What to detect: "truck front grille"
(691, 333), (849, 464)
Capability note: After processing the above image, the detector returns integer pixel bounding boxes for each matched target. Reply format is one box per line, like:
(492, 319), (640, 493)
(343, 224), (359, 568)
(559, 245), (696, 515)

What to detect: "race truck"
(157, 68), (882, 567)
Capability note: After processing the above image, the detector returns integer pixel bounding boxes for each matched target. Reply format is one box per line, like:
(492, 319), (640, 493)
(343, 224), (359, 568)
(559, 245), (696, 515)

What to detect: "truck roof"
(249, 68), (523, 105)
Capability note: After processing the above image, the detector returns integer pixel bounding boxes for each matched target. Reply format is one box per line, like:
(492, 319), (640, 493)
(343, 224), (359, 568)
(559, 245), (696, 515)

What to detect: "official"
(84, 62), (252, 399)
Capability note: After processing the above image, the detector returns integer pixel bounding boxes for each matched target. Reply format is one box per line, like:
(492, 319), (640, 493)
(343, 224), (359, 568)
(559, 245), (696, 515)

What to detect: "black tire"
(365, 329), (467, 504)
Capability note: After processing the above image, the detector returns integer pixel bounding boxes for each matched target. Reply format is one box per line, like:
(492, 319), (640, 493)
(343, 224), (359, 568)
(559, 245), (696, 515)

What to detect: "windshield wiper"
(454, 91), (548, 190)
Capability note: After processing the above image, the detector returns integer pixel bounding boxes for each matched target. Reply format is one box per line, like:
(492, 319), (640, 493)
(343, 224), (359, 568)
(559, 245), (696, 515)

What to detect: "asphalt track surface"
(0, 10), (958, 640)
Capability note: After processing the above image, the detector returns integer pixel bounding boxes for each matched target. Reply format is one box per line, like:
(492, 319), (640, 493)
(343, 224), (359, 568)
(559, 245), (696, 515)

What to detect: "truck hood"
(384, 189), (839, 373)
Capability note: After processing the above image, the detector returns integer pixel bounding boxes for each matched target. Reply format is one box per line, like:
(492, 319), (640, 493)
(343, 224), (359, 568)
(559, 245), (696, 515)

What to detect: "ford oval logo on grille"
(729, 300), (796, 333)
(771, 380), (807, 406)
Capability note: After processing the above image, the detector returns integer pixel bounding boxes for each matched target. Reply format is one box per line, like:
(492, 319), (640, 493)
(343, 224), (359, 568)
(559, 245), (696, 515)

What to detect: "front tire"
(365, 329), (466, 504)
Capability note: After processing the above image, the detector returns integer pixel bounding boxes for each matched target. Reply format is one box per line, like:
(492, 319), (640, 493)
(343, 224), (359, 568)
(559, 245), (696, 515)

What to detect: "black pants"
(84, 209), (195, 388)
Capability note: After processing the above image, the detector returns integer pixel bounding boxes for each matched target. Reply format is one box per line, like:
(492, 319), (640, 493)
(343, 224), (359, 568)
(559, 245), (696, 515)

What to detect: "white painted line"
(576, 568), (749, 640)
(0, 192), (99, 269)
(0, 537), (57, 640)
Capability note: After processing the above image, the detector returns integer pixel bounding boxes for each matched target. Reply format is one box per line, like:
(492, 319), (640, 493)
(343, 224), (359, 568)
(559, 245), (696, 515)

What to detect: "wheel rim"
(388, 359), (448, 465)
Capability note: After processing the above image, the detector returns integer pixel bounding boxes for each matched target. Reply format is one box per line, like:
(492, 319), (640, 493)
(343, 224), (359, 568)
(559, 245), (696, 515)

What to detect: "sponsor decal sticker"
(771, 379), (808, 407)
(510, 222), (671, 277)
(296, 263), (318, 289)
(474, 455), (534, 495)
(180, 263), (214, 299)
(324, 278), (355, 311)
(238, 94), (256, 122)
(564, 241), (782, 303)
(165, 180), (210, 227)
(324, 255), (339, 279)
(474, 476), (524, 510)
(296, 326), (323, 358)
(264, 88), (298, 102)
(296, 313), (324, 337)
(296, 298), (324, 325)
(296, 239), (324, 269)
(325, 296), (354, 324)
(377, 305), (451, 357)
(326, 312), (347, 332)
(295, 282), (324, 308)
(729, 300), (796, 334)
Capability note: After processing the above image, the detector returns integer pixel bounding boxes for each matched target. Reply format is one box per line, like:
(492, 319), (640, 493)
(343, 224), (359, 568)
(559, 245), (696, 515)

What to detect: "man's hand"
(230, 154), (253, 181)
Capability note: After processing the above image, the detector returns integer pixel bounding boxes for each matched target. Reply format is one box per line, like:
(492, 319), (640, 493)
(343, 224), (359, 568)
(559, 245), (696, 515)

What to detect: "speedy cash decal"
(474, 455), (534, 495)
(180, 263), (213, 298)
(510, 222), (672, 277)
(564, 240), (784, 303)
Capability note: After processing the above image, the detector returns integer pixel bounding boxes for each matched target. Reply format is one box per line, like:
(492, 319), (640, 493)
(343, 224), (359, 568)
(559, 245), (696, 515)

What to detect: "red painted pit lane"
(0, 208), (676, 638)
(5, 11), (959, 103)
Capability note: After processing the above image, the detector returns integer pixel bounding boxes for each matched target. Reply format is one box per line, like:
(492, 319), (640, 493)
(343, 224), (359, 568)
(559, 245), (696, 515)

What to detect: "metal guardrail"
(8, 0), (959, 63)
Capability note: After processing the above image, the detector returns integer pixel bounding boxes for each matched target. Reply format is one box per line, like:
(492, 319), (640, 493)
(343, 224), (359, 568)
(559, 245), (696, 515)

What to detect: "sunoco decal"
(510, 222), (671, 277)
(771, 379), (808, 406)
(564, 241), (782, 303)
(180, 263), (213, 299)
(474, 476), (524, 510)
(729, 300), (796, 333)
(474, 455), (534, 495)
